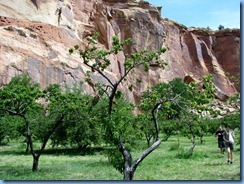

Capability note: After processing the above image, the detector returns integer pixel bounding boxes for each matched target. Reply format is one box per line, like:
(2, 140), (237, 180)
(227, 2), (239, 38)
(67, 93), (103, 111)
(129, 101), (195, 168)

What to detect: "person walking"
(215, 125), (226, 157)
(223, 125), (235, 164)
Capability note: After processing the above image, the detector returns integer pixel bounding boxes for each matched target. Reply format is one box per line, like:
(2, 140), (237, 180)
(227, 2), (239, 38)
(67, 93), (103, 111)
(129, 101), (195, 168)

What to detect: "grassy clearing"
(0, 134), (240, 180)
(134, 135), (240, 180)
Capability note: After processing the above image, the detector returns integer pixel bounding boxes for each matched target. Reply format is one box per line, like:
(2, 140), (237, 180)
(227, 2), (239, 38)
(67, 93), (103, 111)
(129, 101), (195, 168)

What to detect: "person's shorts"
(218, 141), (226, 148)
(225, 142), (234, 151)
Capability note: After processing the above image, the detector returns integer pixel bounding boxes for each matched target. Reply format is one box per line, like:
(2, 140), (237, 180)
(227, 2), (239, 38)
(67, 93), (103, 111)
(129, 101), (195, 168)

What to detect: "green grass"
(0, 134), (240, 180)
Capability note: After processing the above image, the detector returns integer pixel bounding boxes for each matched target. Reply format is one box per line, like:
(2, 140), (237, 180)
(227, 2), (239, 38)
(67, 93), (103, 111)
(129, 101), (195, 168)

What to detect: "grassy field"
(0, 134), (240, 180)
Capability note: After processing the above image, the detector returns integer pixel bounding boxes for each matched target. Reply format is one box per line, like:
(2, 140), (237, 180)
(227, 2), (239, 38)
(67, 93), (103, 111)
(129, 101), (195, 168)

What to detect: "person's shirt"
(223, 130), (234, 143)
(215, 130), (225, 141)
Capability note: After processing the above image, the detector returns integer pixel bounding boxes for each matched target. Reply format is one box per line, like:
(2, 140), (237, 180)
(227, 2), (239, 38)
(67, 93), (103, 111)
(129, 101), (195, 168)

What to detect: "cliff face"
(0, 0), (240, 103)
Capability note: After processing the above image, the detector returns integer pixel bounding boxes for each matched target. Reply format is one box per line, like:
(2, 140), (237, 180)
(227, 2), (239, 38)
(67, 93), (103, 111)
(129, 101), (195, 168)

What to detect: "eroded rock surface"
(0, 0), (240, 103)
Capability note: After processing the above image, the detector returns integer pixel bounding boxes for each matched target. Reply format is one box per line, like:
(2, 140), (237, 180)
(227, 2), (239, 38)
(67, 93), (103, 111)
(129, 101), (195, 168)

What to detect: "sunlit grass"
(0, 134), (240, 180)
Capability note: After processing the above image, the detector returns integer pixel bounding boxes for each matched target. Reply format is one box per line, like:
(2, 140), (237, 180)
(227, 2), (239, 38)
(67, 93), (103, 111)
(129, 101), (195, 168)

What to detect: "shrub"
(176, 147), (192, 159)
(169, 143), (180, 151)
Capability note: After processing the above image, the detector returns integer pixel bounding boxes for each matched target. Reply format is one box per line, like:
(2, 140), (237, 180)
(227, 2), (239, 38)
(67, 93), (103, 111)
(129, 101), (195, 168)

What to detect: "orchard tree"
(69, 34), (167, 180)
(100, 96), (144, 174)
(135, 113), (154, 147)
(69, 34), (167, 115)
(0, 74), (95, 172)
(0, 73), (45, 171)
(139, 75), (216, 155)
(0, 74), (66, 171)
(178, 112), (203, 155)
(28, 82), (96, 171)
(160, 119), (179, 141)
(139, 78), (189, 143)
(177, 75), (217, 154)
(47, 84), (102, 150)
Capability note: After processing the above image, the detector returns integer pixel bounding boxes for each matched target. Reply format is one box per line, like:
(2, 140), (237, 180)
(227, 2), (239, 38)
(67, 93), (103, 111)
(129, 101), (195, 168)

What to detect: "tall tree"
(0, 74), (94, 171)
(139, 78), (189, 143)
(139, 76), (216, 155)
(46, 84), (101, 150)
(69, 34), (167, 180)
(0, 73), (44, 171)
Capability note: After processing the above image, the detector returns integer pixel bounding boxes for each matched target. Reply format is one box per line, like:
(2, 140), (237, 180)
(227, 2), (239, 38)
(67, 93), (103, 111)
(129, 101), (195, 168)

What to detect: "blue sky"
(147, 0), (240, 30)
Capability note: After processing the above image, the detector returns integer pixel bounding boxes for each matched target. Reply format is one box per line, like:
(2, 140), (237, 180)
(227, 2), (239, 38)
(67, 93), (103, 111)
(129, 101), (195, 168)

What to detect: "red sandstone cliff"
(0, 0), (240, 103)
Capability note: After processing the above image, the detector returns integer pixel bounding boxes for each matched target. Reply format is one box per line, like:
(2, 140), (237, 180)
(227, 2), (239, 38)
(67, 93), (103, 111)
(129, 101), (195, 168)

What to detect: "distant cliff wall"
(0, 0), (240, 103)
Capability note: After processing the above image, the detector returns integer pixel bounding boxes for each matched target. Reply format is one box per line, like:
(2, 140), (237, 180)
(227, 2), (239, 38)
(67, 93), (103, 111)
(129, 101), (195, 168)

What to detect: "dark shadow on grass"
(0, 146), (113, 156)
(0, 150), (27, 156)
(204, 162), (226, 166)
(42, 146), (111, 156)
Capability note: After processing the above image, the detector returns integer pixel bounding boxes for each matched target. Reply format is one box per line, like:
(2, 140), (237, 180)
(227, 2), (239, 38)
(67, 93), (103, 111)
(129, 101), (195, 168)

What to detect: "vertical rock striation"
(0, 0), (240, 103)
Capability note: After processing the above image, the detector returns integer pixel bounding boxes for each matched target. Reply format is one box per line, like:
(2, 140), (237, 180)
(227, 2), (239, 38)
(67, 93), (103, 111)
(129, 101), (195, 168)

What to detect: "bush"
(107, 147), (124, 173)
(176, 147), (192, 159)
(169, 143), (180, 151)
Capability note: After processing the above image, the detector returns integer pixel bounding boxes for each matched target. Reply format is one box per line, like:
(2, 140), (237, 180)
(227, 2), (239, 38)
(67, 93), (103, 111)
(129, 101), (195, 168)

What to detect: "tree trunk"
(25, 137), (30, 153)
(146, 138), (150, 148)
(151, 103), (161, 141)
(120, 139), (162, 180)
(200, 135), (203, 144)
(163, 134), (170, 141)
(32, 155), (40, 172)
(123, 167), (134, 180)
(108, 85), (118, 115)
(190, 135), (196, 155)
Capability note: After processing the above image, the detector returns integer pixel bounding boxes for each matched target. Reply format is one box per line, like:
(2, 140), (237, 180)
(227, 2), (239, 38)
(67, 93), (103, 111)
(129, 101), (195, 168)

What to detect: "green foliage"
(70, 33), (167, 115)
(176, 147), (193, 159)
(0, 74), (104, 171)
(71, 33), (167, 74)
(0, 73), (43, 145)
(139, 78), (190, 144)
(159, 119), (179, 140)
(0, 73), (43, 114)
(188, 75), (216, 109)
(203, 117), (220, 135)
(169, 142), (180, 151)
(135, 113), (154, 146)
(140, 78), (189, 117)
(179, 112), (201, 137)
(69, 35), (168, 178)
(27, 108), (57, 143)
(102, 97), (140, 146)
(139, 75), (217, 151)
(124, 48), (167, 72)
(0, 115), (25, 144)
(44, 83), (102, 149)
(107, 147), (124, 173)
(95, 96), (144, 172)
(219, 113), (240, 129)
(226, 72), (240, 88)
(206, 26), (211, 30)
(44, 83), (88, 121)
(70, 32), (168, 175)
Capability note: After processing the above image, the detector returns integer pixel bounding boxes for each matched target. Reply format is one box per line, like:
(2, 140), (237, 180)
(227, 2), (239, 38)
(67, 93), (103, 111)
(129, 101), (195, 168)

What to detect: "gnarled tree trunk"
(32, 154), (40, 172)
(119, 139), (162, 180)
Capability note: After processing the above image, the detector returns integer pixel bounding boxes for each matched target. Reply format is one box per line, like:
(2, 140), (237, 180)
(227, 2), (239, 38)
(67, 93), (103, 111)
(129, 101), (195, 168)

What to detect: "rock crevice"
(0, 0), (240, 103)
